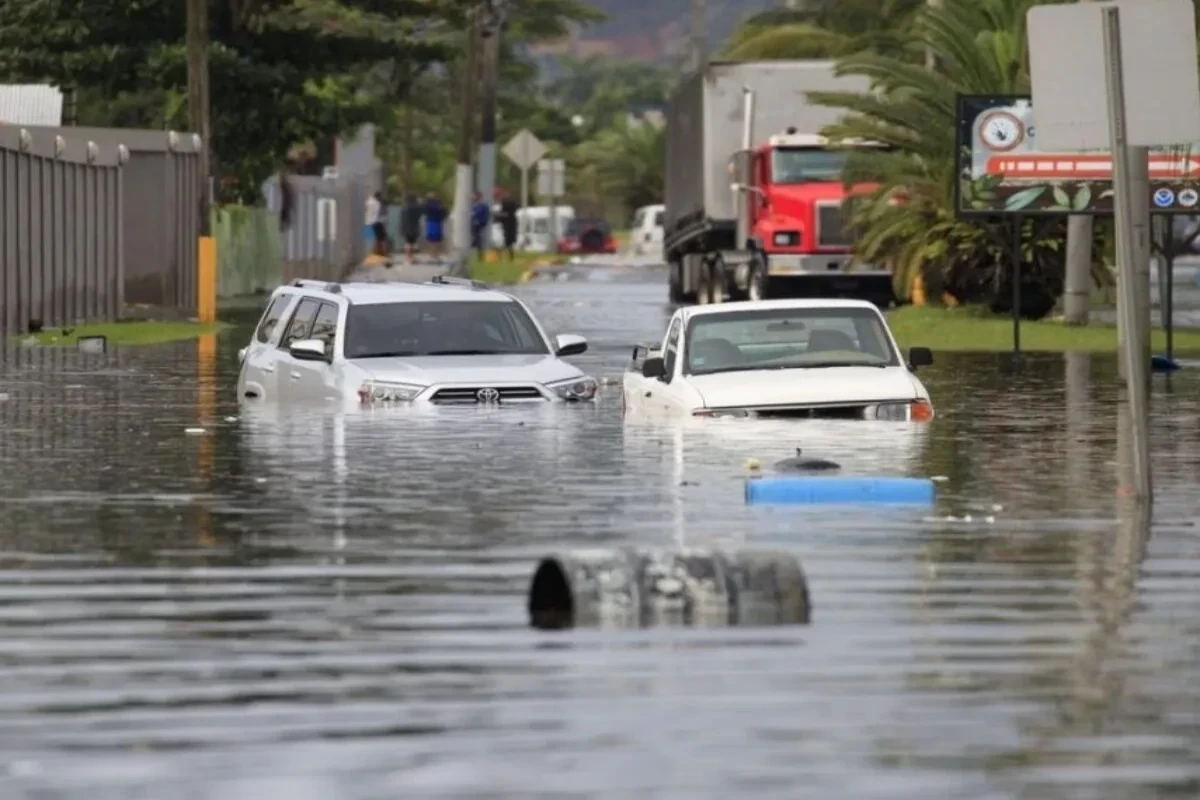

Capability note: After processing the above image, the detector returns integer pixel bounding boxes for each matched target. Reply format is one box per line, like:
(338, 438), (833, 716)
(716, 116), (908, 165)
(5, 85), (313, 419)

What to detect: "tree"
(807, 0), (1104, 315)
(0, 0), (451, 200)
(722, 0), (923, 61)
(572, 119), (665, 217)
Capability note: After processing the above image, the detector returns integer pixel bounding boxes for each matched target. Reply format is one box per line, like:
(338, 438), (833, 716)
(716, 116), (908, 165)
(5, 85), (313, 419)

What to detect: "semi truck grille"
(816, 203), (853, 248)
(431, 386), (545, 404)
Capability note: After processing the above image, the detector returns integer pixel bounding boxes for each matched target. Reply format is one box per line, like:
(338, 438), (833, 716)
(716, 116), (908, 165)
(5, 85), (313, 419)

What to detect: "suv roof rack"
(291, 278), (341, 294)
(428, 275), (490, 290)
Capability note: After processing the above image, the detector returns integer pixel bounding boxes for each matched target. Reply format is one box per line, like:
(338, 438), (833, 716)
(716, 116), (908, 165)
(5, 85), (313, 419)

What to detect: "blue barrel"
(745, 476), (935, 506)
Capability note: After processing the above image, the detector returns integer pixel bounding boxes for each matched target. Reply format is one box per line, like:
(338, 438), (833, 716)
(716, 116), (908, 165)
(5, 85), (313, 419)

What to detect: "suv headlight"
(548, 376), (598, 402)
(874, 401), (934, 421)
(358, 381), (423, 404)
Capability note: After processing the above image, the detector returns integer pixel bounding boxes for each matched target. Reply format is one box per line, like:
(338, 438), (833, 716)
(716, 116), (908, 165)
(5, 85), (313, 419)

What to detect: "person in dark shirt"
(470, 191), (491, 258)
(399, 194), (423, 259)
(424, 194), (447, 258)
(495, 189), (519, 260)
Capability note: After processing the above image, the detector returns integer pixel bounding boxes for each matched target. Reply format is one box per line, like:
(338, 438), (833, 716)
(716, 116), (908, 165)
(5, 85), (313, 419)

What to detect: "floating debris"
(184, 427), (206, 435)
(224, 416), (238, 423)
(931, 475), (950, 482)
(773, 448), (840, 473)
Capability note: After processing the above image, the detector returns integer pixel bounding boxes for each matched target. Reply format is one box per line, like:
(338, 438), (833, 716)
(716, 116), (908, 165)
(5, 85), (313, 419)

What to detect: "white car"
(237, 276), (598, 406)
(630, 203), (665, 257)
(622, 298), (934, 419)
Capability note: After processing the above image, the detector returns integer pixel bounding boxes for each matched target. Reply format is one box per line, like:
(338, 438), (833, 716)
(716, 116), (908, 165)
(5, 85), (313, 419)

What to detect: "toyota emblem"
(476, 387), (501, 403)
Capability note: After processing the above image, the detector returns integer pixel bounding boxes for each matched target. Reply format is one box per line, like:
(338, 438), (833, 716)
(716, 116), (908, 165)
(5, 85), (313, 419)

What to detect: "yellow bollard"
(197, 236), (217, 323)
(911, 273), (927, 306)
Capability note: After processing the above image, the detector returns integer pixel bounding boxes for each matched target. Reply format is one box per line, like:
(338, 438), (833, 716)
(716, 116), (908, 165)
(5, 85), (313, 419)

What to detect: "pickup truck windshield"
(344, 300), (549, 358)
(684, 307), (900, 375)
(770, 148), (846, 184)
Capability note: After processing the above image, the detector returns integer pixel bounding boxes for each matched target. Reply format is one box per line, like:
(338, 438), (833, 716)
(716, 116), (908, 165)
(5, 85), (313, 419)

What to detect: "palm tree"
(722, 0), (923, 61)
(572, 119), (665, 216)
(807, 0), (1101, 313)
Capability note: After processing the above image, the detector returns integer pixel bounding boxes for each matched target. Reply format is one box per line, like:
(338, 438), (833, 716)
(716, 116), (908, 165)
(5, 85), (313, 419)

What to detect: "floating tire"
(527, 547), (810, 630)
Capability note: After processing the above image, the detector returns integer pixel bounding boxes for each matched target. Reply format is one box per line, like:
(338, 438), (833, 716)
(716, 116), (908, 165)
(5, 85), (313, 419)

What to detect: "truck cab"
(745, 132), (886, 287)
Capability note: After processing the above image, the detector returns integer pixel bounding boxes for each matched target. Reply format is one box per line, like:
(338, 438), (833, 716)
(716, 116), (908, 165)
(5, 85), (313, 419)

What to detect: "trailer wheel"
(697, 260), (715, 304)
(747, 256), (768, 302)
(668, 260), (683, 304)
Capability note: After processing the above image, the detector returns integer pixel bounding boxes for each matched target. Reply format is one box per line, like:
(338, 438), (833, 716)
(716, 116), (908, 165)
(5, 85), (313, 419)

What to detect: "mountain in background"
(532, 0), (778, 64)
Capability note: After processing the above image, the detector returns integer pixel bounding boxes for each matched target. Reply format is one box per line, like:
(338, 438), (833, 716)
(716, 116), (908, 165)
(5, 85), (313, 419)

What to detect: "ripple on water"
(1, 280), (1200, 797)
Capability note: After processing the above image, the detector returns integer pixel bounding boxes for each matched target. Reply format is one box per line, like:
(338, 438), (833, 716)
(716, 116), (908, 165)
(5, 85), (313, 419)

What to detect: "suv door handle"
(290, 371), (301, 380)
(262, 365), (275, 373)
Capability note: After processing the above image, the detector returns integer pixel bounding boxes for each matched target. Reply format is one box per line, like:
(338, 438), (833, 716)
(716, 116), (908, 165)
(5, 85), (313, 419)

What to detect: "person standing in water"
(365, 191), (388, 255)
(495, 189), (519, 260)
(423, 193), (447, 258)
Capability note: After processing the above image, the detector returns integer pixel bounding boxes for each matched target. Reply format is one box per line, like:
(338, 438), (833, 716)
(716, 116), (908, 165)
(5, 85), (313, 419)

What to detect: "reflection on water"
(1, 281), (1200, 796)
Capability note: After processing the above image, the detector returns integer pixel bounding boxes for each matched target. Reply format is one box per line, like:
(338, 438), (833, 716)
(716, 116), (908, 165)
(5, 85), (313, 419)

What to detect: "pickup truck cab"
(622, 298), (934, 419)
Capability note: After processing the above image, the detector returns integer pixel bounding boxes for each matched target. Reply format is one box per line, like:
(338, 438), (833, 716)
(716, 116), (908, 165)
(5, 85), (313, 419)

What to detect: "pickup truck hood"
(685, 366), (920, 409)
(351, 354), (582, 386)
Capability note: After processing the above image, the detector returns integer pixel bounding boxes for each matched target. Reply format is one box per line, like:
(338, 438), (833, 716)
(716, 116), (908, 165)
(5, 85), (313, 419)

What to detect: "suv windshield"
(684, 307), (899, 375)
(770, 148), (846, 184)
(344, 300), (549, 358)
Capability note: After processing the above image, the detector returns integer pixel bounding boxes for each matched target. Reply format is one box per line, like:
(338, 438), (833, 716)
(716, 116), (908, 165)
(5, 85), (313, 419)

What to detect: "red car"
(557, 217), (617, 255)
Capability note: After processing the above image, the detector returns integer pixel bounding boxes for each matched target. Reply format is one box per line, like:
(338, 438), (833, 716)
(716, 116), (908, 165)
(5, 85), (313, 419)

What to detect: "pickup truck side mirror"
(641, 356), (665, 379)
(908, 346), (933, 369)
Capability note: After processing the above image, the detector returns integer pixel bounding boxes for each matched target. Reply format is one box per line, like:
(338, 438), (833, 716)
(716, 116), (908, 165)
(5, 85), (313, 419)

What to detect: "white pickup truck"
(622, 298), (935, 420)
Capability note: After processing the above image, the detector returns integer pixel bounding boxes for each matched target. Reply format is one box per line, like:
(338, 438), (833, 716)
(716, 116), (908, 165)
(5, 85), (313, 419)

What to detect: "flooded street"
(2, 266), (1200, 798)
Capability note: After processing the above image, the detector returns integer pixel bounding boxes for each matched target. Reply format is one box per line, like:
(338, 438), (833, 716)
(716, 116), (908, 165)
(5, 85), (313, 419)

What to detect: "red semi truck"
(664, 60), (894, 307)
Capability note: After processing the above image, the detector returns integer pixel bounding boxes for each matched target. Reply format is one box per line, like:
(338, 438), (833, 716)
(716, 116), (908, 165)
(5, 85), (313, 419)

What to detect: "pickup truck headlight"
(874, 401), (935, 421)
(358, 381), (423, 404)
(548, 377), (598, 402)
(773, 231), (800, 246)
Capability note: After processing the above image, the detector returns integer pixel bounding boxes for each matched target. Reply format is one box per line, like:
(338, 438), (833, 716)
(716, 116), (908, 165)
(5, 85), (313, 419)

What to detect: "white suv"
(237, 276), (598, 406)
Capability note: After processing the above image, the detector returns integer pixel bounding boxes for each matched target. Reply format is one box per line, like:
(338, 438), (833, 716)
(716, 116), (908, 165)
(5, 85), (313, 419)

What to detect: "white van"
(489, 205), (576, 253)
(630, 204), (665, 256)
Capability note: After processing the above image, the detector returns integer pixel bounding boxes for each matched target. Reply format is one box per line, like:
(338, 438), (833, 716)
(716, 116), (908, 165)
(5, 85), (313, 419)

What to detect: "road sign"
(1027, 0), (1200, 150)
(537, 159), (565, 197)
(502, 129), (547, 171)
(956, 95), (1200, 215)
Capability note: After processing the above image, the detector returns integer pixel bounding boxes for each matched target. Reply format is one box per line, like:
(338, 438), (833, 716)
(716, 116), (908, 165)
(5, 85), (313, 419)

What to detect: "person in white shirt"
(365, 192), (388, 255)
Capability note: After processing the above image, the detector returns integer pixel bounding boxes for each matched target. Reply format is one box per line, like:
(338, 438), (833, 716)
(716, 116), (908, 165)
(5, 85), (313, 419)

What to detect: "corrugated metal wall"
(262, 173), (372, 281)
(0, 126), (123, 335)
(0, 125), (204, 336)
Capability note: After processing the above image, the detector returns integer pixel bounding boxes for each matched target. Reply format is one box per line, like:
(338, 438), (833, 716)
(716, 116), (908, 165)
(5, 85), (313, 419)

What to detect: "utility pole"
(691, 0), (707, 73)
(450, 9), (480, 270)
(477, 0), (505, 252)
(186, 0), (211, 235)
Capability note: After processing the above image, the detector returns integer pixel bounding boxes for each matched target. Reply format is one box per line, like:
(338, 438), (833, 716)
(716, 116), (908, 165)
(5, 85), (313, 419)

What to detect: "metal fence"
(1, 126), (124, 336)
(34, 126), (204, 310)
(1, 124), (203, 338)
(262, 173), (374, 283)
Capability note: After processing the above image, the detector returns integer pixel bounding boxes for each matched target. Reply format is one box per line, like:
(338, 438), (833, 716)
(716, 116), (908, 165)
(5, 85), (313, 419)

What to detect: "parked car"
(557, 217), (617, 255)
(622, 298), (934, 419)
(490, 205), (576, 253)
(237, 276), (598, 406)
(630, 203), (665, 257)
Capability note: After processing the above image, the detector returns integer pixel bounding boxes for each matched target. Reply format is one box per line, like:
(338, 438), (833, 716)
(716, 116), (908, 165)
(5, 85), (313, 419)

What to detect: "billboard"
(955, 95), (1200, 216)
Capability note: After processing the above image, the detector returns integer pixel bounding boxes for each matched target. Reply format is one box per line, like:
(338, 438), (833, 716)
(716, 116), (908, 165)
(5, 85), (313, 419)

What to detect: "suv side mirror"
(290, 339), (328, 362)
(641, 356), (665, 379)
(908, 346), (933, 369)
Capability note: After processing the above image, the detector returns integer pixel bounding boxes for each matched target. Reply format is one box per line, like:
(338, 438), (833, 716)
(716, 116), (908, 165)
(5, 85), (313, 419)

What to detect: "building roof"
(0, 84), (63, 126)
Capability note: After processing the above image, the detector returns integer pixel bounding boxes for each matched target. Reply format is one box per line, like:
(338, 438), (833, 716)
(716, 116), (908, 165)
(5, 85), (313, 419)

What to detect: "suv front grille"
(816, 203), (853, 248)
(431, 386), (546, 404)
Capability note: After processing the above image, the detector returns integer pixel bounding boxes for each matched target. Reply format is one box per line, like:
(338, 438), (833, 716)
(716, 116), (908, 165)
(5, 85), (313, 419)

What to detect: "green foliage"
(808, 0), (1093, 309)
(723, 0), (924, 60)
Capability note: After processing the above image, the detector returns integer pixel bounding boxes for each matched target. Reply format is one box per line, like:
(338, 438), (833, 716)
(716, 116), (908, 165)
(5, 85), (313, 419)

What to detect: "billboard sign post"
(955, 95), (1200, 217)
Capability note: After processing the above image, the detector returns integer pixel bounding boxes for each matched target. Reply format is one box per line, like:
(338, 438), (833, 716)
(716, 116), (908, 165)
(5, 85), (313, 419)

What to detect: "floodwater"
(1, 266), (1200, 798)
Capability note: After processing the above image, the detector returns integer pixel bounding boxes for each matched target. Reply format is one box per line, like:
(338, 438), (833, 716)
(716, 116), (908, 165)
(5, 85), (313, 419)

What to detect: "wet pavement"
(2, 263), (1200, 797)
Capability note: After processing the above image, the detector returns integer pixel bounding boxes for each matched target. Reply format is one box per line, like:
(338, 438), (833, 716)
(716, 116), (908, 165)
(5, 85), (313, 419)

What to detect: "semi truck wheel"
(668, 260), (683, 303)
(696, 261), (714, 304)
(747, 258), (767, 302)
